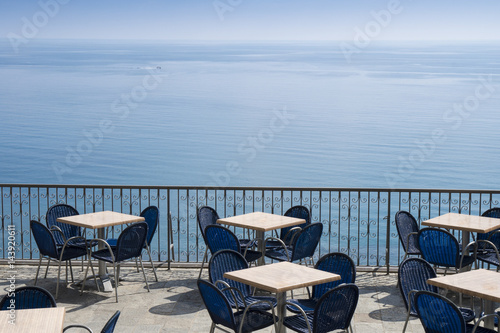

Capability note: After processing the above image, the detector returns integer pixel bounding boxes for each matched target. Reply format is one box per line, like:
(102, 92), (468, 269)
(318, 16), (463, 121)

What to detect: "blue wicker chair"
(474, 208), (500, 270)
(398, 257), (475, 332)
(204, 224), (261, 263)
(283, 283), (359, 333)
(0, 286), (56, 309)
(417, 227), (475, 274)
(264, 205), (311, 249)
(64, 310), (121, 333)
(197, 206), (253, 278)
(197, 279), (278, 333)
(287, 252), (356, 314)
(395, 210), (421, 260)
(208, 249), (277, 311)
(81, 222), (150, 302)
(414, 290), (498, 333)
(264, 223), (323, 266)
(106, 206), (160, 281)
(30, 220), (93, 299)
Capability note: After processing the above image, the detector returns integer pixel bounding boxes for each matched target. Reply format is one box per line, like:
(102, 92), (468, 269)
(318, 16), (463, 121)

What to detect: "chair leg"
(69, 259), (74, 283)
(198, 247), (208, 279)
(44, 258), (51, 278)
(56, 259), (63, 299)
(146, 245), (158, 282)
(88, 259), (100, 292)
(81, 258), (91, 295)
(34, 256), (43, 285)
(209, 322), (216, 333)
(402, 307), (411, 333)
(139, 256), (150, 292)
(113, 263), (119, 303)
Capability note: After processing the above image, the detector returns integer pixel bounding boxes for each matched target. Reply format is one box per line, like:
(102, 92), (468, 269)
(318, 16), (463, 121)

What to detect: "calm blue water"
(1, 39), (500, 189)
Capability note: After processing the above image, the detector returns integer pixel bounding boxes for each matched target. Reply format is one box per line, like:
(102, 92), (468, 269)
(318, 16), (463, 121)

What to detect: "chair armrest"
(221, 286), (247, 310)
(405, 232), (418, 250)
(214, 280), (231, 289)
(238, 300), (279, 333)
(59, 236), (91, 260)
(63, 324), (93, 332)
(86, 238), (116, 262)
(283, 227), (302, 245)
(284, 301), (312, 333)
(263, 237), (290, 260)
(50, 226), (67, 242)
(242, 235), (265, 257)
(472, 313), (500, 333)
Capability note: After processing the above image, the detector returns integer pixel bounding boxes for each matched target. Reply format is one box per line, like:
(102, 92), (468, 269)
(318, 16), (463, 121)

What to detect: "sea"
(1, 39), (500, 190)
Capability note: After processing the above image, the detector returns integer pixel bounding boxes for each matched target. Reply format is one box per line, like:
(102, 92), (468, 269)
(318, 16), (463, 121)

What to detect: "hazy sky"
(1, 0), (500, 41)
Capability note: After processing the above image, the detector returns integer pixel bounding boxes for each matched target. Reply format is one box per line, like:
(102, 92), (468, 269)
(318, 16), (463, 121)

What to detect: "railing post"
(386, 191), (391, 275)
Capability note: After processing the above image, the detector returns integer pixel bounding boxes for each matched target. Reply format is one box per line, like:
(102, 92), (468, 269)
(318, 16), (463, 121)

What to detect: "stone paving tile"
(0, 263), (480, 332)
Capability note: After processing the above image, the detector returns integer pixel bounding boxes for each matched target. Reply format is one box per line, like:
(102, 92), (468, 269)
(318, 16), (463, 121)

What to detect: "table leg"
(276, 291), (287, 333)
(97, 228), (113, 292)
(484, 300), (495, 329)
(256, 230), (265, 266)
(459, 230), (471, 273)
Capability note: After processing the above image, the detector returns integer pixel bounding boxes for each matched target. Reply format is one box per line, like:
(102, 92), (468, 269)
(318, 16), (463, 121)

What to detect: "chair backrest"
(30, 220), (59, 259)
(101, 310), (121, 333)
(414, 290), (466, 333)
(204, 225), (240, 254)
(281, 205), (311, 242)
(141, 206), (159, 246)
(197, 206), (219, 243)
(208, 249), (251, 297)
(398, 258), (437, 315)
(478, 208), (500, 248)
(312, 252), (356, 300)
(395, 211), (419, 254)
(115, 222), (148, 262)
(0, 286), (56, 310)
(313, 283), (359, 333)
(291, 222), (323, 262)
(197, 279), (236, 331)
(417, 228), (460, 268)
(46, 204), (80, 245)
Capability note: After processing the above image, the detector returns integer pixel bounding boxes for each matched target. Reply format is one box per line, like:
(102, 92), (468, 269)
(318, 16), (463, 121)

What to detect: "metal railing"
(2, 184), (500, 270)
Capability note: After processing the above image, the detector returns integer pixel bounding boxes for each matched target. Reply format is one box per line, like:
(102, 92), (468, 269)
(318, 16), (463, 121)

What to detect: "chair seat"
(283, 313), (314, 333)
(243, 249), (262, 263)
(286, 298), (317, 313)
(477, 252), (500, 267)
(239, 239), (255, 250)
(223, 292), (277, 311)
(264, 247), (292, 262)
(457, 255), (475, 269)
(59, 246), (88, 261)
(90, 248), (119, 263)
(460, 308), (477, 323)
(466, 324), (496, 333)
(234, 309), (278, 333)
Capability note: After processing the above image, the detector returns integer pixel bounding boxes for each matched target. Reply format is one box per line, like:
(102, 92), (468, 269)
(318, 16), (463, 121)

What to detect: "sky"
(1, 0), (500, 41)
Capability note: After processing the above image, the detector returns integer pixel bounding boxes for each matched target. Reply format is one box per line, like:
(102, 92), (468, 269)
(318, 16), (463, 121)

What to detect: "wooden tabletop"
(428, 269), (500, 303)
(421, 213), (500, 233)
(1, 307), (65, 333)
(56, 211), (144, 229)
(217, 212), (305, 232)
(223, 261), (340, 293)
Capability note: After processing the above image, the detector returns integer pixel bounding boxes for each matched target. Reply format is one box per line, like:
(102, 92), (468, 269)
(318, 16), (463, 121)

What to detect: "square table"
(428, 269), (500, 329)
(57, 211), (145, 291)
(217, 211), (306, 265)
(2, 307), (65, 333)
(224, 261), (340, 333)
(421, 213), (500, 253)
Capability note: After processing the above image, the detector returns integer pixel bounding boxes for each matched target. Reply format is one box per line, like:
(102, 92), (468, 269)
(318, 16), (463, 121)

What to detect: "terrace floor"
(0, 263), (481, 332)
